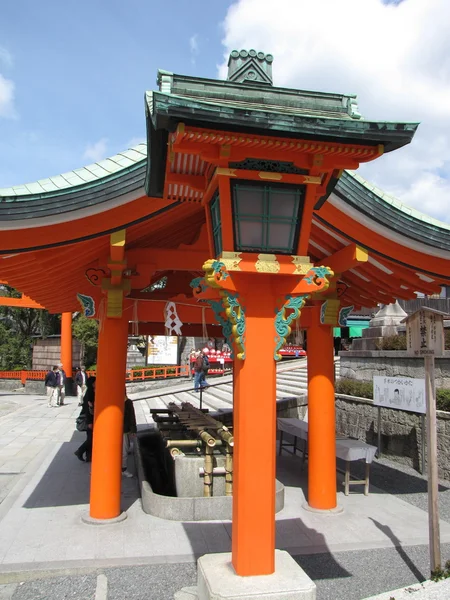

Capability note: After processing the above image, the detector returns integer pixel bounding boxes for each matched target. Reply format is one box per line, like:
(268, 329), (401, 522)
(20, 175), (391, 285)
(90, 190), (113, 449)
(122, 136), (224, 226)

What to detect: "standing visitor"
(57, 363), (66, 406)
(194, 352), (209, 392)
(74, 376), (96, 462)
(75, 366), (87, 406)
(122, 393), (137, 478)
(44, 366), (59, 408)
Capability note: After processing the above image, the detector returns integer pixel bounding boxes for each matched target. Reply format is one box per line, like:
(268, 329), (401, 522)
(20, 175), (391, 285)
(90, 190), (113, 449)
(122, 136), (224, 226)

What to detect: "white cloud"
(126, 136), (146, 148)
(0, 47), (13, 68)
(220, 0), (450, 223)
(82, 138), (109, 163)
(0, 74), (16, 119)
(0, 47), (16, 119)
(189, 34), (199, 65)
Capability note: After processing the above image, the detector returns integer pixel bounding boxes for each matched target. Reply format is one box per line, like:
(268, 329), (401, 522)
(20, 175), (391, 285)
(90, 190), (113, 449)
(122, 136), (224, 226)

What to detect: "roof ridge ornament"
(227, 49), (273, 86)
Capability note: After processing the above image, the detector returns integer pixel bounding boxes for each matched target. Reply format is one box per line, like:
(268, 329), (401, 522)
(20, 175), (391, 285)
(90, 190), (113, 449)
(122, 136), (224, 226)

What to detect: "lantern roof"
(145, 51), (418, 197)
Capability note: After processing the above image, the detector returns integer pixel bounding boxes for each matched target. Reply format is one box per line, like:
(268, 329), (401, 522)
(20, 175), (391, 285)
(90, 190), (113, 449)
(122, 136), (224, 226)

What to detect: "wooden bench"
(277, 418), (377, 495)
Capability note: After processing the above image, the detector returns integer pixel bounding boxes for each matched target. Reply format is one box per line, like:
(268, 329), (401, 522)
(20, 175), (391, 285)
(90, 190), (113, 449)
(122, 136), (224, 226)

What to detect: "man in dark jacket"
(45, 366), (59, 408)
(56, 363), (66, 406)
(122, 394), (137, 478)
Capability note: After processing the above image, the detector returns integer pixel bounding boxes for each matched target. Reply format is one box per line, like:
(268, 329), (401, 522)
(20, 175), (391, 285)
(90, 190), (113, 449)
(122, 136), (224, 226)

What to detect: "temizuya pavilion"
(1, 51), (450, 580)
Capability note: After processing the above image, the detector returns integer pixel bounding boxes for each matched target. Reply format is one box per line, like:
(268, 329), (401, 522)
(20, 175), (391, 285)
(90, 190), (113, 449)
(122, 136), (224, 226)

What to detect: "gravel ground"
(295, 543), (450, 600)
(2, 545), (450, 600)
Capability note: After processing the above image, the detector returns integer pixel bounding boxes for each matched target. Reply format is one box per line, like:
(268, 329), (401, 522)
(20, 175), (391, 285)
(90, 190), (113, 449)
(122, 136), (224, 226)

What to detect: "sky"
(1, 0), (449, 224)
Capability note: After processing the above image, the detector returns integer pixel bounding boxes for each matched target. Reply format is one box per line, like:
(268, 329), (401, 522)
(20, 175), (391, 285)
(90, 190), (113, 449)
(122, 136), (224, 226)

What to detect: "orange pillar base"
(90, 315), (129, 520)
(231, 282), (276, 576)
(307, 306), (337, 510)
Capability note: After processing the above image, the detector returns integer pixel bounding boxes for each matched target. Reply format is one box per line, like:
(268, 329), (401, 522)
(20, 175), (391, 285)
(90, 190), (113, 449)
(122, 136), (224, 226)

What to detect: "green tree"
(0, 285), (60, 370)
(73, 316), (99, 368)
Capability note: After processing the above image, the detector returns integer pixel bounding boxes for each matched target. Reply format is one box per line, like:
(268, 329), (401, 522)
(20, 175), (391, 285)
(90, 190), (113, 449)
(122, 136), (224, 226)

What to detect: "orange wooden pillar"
(307, 305), (337, 509)
(90, 314), (129, 519)
(232, 283), (276, 576)
(61, 312), (73, 375)
(61, 312), (74, 394)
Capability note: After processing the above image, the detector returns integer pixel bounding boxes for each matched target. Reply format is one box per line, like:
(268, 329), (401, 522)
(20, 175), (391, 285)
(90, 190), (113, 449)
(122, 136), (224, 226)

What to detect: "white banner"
(147, 336), (178, 365)
(373, 376), (426, 414)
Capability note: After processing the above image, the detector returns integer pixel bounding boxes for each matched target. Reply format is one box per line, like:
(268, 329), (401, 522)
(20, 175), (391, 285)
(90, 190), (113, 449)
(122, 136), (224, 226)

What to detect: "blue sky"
(1, 0), (449, 224)
(0, 0), (232, 185)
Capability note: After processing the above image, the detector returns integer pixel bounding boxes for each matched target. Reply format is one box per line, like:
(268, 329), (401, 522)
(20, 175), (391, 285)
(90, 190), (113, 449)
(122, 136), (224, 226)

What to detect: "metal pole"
(199, 386), (203, 411)
(421, 413), (426, 475)
(225, 444), (233, 496)
(425, 354), (441, 573)
(377, 406), (382, 458)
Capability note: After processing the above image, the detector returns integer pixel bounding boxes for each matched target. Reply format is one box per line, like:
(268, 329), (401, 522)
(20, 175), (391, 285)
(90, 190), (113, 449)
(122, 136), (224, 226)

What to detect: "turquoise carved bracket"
(338, 305), (354, 326)
(77, 293), (95, 318)
(274, 295), (308, 361)
(190, 260), (246, 360)
(206, 299), (235, 359)
(222, 291), (246, 360)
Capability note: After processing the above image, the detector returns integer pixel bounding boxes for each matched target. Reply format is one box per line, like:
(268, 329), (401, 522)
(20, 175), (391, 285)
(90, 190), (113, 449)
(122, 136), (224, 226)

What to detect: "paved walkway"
(1, 390), (450, 599)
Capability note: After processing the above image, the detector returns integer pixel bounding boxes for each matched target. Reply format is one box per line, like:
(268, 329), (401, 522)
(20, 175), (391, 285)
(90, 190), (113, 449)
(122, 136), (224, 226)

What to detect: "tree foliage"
(72, 315), (99, 368)
(0, 285), (60, 369)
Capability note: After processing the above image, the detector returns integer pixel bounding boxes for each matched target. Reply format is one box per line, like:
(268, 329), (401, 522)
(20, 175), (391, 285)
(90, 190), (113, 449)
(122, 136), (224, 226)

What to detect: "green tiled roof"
(0, 144), (147, 198)
(335, 171), (450, 251)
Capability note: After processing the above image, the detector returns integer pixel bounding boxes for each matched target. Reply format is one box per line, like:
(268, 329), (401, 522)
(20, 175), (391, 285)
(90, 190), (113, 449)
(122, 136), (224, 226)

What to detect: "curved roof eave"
(335, 171), (450, 252)
(0, 144), (148, 222)
(0, 142), (448, 256)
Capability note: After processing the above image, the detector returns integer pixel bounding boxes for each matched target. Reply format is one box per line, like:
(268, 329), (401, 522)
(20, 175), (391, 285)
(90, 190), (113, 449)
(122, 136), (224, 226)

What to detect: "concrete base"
(195, 551), (316, 600)
(81, 511), (127, 525)
(301, 501), (344, 515)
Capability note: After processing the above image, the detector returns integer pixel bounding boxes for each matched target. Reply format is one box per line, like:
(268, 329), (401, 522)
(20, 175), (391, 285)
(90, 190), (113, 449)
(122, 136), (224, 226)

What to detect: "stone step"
(277, 376), (308, 386)
(176, 390), (231, 412)
(277, 383), (308, 395)
(278, 371), (308, 380)
(204, 386), (234, 405)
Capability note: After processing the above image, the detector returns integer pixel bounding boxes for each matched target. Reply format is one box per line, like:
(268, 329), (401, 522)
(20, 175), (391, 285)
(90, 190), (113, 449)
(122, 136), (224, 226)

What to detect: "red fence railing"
(0, 365), (190, 385)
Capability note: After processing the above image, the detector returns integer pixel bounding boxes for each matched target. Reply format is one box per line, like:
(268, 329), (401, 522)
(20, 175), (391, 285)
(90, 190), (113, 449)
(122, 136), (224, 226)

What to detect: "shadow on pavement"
(276, 441), (450, 496)
(182, 518), (351, 581)
(22, 431), (139, 511)
(369, 517), (427, 581)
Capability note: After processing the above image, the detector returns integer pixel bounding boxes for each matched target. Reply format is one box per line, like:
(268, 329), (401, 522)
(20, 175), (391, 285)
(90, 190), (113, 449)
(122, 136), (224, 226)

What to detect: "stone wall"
(340, 350), (450, 388)
(335, 394), (450, 480)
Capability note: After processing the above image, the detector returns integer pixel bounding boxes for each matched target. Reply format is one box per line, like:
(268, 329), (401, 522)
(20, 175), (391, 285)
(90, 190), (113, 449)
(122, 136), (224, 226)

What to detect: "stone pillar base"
(174, 551), (316, 600)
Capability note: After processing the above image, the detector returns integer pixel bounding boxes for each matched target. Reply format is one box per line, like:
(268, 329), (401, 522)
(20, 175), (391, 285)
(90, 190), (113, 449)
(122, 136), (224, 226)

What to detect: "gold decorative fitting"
(291, 256), (313, 275)
(216, 167), (237, 177)
(302, 175), (322, 184)
(320, 298), (341, 325)
(220, 251), (242, 271)
(107, 289), (124, 318)
(255, 254), (280, 273)
(258, 171), (283, 181)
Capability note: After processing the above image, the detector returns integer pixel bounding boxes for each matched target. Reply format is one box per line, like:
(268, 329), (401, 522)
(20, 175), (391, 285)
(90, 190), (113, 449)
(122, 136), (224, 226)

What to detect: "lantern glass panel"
(232, 182), (304, 254)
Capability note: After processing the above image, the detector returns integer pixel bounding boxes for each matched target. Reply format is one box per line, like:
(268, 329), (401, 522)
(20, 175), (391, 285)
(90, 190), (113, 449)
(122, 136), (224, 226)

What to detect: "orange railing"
(0, 365), (190, 385)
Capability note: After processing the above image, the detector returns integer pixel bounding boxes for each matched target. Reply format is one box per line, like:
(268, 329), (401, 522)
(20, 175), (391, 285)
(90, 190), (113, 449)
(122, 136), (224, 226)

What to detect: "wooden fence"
(0, 365), (190, 385)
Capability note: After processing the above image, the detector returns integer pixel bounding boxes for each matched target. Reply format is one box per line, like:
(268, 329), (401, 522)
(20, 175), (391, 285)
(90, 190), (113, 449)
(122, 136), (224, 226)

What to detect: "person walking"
(194, 351), (209, 392)
(74, 376), (96, 462)
(75, 366), (87, 406)
(56, 363), (67, 406)
(122, 393), (137, 478)
(44, 366), (59, 408)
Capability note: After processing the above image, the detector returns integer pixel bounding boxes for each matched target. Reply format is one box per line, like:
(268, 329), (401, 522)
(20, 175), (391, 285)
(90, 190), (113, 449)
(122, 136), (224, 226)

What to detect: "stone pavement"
(1, 390), (450, 599)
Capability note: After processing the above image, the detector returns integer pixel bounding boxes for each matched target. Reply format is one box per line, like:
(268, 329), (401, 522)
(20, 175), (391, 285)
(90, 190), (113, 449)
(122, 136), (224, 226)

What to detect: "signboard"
(147, 336), (178, 365)
(373, 376), (426, 414)
(404, 309), (445, 357)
